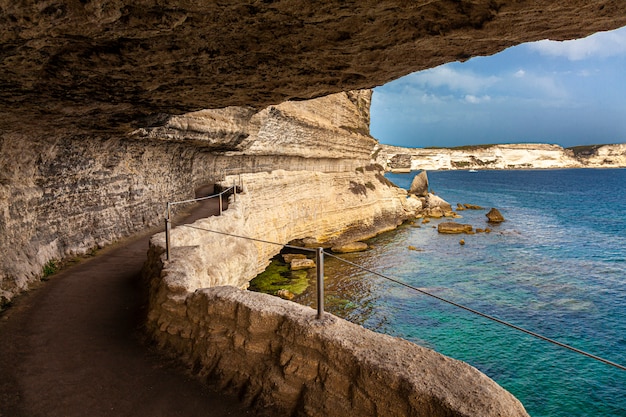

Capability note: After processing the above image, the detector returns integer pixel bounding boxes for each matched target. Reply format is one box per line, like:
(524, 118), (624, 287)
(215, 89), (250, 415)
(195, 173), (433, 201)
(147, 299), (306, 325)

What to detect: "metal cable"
(169, 186), (235, 206)
(325, 252), (626, 372)
(170, 223), (626, 372)
(178, 224), (317, 253)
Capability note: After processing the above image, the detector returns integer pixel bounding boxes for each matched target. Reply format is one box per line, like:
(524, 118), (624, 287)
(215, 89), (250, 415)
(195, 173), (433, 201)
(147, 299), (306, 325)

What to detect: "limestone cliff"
(376, 143), (626, 171)
(0, 91), (386, 306)
(570, 143), (626, 167)
(149, 169), (414, 294)
(133, 90), (375, 160)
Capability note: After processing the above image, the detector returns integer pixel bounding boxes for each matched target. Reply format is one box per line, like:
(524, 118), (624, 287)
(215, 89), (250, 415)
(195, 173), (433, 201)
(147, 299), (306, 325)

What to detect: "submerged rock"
(249, 261), (310, 296)
(331, 242), (369, 253)
(282, 253), (307, 264)
(290, 258), (316, 270)
(438, 222), (473, 234)
(486, 208), (505, 223)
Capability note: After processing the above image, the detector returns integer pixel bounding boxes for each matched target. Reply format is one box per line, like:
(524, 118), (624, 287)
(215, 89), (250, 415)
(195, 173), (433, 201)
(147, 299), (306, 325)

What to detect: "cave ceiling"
(2, 0), (626, 133)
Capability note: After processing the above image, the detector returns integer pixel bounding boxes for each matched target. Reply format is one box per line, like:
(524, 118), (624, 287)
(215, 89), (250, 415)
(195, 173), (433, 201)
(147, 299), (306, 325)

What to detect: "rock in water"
(290, 258), (316, 270)
(437, 222), (473, 234)
(282, 253), (307, 264)
(409, 171), (429, 197)
(276, 289), (295, 300)
(486, 208), (505, 223)
(426, 193), (452, 213)
(331, 242), (369, 253)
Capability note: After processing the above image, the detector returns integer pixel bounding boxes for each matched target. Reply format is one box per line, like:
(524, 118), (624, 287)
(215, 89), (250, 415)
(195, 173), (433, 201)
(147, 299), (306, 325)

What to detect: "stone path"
(0, 192), (256, 417)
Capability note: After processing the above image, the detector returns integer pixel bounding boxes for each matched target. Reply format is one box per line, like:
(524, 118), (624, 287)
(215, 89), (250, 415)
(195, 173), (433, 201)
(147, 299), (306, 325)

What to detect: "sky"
(370, 26), (626, 149)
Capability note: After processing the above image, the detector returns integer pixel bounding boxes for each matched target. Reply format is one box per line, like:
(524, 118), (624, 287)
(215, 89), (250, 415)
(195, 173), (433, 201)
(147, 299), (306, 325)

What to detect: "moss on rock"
(249, 259), (310, 296)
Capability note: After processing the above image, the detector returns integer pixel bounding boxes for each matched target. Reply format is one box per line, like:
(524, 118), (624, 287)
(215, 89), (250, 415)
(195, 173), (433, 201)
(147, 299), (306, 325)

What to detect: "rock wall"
(132, 90), (375, 158)
(0, 133), (209, 305)
(0, 91), (376, 306)
(145, 285), (529, 417)
(3, 0), (626, 132)
(146, 168), (416, 296)
(376, 143), (626, 171)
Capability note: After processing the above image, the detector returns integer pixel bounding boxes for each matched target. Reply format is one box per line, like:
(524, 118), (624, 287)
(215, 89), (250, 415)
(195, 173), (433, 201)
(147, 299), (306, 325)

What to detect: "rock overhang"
(1, 0), (626, 134)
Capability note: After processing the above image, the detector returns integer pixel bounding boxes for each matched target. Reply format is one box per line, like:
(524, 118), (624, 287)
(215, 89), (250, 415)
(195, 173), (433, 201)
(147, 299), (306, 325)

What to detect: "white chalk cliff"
(376, 143), (626, 171)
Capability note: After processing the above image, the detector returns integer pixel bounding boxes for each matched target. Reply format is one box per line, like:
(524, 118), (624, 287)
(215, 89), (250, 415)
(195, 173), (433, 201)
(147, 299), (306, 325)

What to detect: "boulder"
(406, 194), (423, 212)
(409, 171), (429, 197)
(464, 203), (484, 210)
(486, 208), (505, 223)
(283, 253), (307, 264)
(276, 289), (295, 300)
(290, 258), (316, 270)
(437, 222), (473, 234)
(331, 242), (369, 253)
(426, 193), (452, 212)
(428, 207), (444, 218)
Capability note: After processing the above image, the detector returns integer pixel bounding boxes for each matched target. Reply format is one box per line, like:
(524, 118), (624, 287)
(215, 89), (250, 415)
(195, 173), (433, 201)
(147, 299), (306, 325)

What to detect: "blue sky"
(370, 26), (626, 149)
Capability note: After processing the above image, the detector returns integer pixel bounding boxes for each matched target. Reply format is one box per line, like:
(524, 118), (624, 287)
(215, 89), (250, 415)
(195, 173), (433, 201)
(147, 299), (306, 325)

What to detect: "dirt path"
(0, 194), (257, 417)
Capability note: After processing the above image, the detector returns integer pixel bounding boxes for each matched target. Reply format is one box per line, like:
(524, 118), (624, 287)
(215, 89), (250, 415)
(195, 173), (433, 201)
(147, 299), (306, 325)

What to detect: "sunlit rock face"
(0, 90), (378, 305)
(132, 90), (375, 158)
(376, 143), (626, 171)
(2, 1), (626, 132)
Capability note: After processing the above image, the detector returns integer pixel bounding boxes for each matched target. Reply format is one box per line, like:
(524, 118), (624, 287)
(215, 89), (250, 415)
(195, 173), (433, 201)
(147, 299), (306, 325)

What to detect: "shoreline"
(388, 165), (626, 173)
(376, 142), (626, 172)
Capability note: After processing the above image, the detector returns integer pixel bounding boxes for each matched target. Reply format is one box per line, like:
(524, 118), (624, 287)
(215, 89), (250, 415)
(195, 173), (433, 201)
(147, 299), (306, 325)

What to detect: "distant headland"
(375, 143), (626, 172)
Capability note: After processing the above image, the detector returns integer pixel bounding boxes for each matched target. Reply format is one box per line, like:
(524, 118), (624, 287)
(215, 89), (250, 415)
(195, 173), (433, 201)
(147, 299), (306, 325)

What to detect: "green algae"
(249, 258), (310, 296)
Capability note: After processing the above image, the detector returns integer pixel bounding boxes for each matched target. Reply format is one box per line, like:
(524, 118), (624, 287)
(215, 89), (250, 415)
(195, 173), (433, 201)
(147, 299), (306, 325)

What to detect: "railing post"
(316, 247), (325, 319)
(219, 192), (223, 215)
(233, 180), (237, 202)
(165, 202), (172, 261)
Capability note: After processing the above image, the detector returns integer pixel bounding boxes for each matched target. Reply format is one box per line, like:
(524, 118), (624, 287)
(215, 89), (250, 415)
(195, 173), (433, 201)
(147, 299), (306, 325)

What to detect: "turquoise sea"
(298, 168), (626, 417)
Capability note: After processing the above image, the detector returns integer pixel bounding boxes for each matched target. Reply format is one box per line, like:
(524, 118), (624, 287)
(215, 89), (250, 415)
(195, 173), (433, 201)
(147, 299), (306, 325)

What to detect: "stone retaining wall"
(146, 284), (529, 417)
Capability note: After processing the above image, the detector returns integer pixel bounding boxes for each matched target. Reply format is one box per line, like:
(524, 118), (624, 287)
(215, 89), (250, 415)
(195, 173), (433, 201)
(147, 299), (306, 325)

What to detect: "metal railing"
(168, 221), (626, 371)
(165, 182), (238, 261)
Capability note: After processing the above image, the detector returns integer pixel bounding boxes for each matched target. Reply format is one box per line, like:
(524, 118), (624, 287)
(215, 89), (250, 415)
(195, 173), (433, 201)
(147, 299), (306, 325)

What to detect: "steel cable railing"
(165, 184), (237, 260)
(164, 218), (626, 372)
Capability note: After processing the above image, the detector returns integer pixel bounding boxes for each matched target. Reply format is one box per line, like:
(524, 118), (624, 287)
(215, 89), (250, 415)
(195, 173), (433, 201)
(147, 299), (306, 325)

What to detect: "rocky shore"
(376, 143), (626, 172)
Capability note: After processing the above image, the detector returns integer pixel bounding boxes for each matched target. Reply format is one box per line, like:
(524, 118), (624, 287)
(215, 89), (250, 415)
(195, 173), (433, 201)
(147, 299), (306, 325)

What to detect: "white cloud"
(514, 69), (526, 78)
(527, 26), (626, 61)
(405, 65), (499, 94)
(464, 95), (491, 104)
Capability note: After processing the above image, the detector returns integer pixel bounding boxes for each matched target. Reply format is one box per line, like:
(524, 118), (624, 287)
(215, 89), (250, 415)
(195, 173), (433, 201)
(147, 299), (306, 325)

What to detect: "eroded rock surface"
(0, 91), (377, 304)
(2, 1), (626, 132)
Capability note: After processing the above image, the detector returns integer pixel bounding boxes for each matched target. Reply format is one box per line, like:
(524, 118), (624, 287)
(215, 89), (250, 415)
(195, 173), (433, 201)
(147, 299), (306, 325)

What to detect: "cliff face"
(133, 90), (375, 159)
(376, 143), (626, 171)
(0, 91), (381, 305)
(571, 144), (626, 167)
(0, 134), (206, 304)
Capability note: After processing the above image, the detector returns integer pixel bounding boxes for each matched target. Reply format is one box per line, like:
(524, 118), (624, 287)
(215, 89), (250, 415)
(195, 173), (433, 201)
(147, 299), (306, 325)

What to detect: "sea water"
(297, 168), (626, 417)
